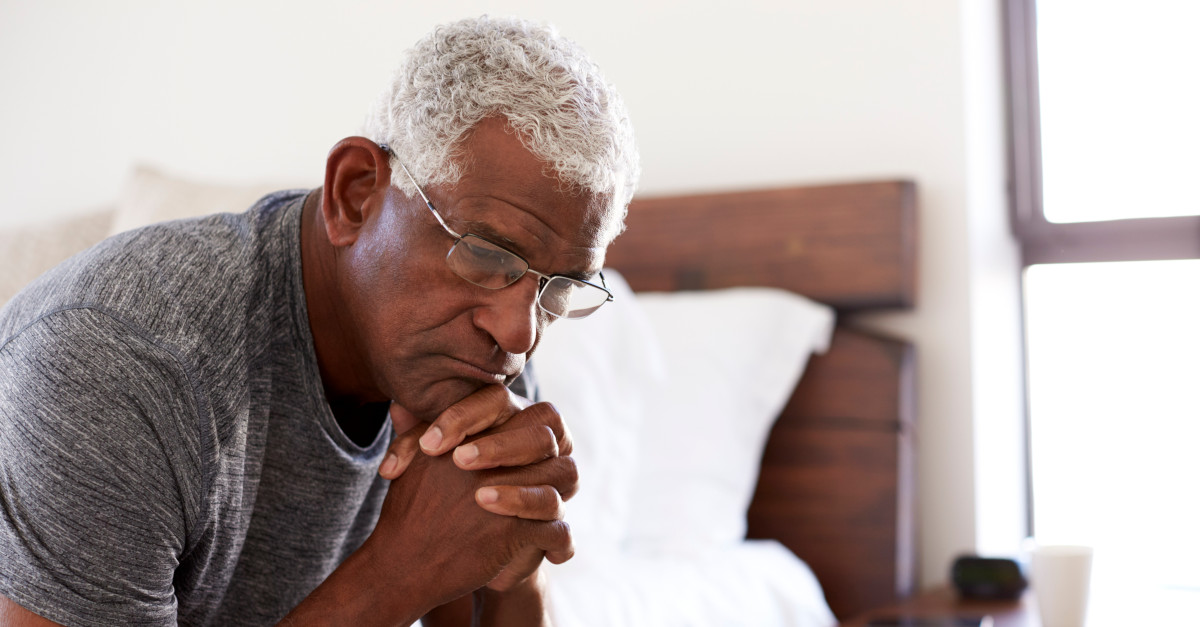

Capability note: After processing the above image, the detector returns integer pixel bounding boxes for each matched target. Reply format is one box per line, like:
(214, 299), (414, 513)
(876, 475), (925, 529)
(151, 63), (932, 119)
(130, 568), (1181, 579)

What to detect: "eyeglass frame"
(380, 144), (615, 320)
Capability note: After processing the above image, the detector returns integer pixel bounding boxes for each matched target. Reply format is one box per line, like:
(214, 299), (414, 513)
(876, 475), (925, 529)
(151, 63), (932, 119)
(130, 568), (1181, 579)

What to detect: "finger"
(453, 425), (558, 470)
(531, 519), (574, 565)
(475, 484), (564, 520)
(420, 385), (525, 456)
(486, 547), (545, 592)
(498, 402), (572, 457)
(379, 415), (428, 480)
(389, 402), (421, 434)
(480, 456), (578, 501)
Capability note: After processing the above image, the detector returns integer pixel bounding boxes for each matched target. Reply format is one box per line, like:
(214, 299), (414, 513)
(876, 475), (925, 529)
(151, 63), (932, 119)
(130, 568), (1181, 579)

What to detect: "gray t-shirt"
(1, 192), (394, 626)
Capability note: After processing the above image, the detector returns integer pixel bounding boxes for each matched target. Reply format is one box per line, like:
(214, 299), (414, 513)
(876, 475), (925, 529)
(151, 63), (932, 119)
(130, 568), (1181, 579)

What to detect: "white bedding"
(546, 541), (833, 627)
(534, 270), (837, 627)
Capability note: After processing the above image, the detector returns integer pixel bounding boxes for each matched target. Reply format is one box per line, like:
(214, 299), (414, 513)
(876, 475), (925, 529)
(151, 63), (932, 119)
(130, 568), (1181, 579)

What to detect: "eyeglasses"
(392, 155), (614, 320)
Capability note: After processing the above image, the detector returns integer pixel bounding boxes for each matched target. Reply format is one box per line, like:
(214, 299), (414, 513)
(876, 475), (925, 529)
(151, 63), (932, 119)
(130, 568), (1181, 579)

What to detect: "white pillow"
(0, 209), (114, 308)
(533, 269), (666, 557)
(109, 165), (300, 235)
(623, 287), (835, 555)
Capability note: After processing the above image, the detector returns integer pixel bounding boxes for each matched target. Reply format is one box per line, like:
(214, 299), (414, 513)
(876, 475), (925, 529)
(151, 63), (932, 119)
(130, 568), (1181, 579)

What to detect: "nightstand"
(839, 585), (1033, 627)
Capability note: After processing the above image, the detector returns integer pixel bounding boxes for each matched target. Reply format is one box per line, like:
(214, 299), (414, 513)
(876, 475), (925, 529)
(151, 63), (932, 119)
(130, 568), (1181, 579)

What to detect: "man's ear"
(321, 137), (393, 247)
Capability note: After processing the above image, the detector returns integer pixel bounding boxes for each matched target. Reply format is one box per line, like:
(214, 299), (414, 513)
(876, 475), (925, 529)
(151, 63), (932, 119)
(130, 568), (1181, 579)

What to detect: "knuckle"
(537, 402), (565, 431)
(535, 484), (558, 504)
(537, 400), (562, 419)
(558, 421), (574, 456)
(556, 456), (579, 500)
(558, 455), (579, 484)
(437, 402), (474, 435)
(532, 425), (558, 459)
(549, 489), (565, 520)
(527, 402), (571, 454)
(519, 401), (562, 429)
(552, 520), (574, 549)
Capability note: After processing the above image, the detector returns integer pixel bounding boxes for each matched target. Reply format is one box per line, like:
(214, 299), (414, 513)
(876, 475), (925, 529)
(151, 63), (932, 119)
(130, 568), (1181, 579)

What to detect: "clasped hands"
(371, 383), (576, 606)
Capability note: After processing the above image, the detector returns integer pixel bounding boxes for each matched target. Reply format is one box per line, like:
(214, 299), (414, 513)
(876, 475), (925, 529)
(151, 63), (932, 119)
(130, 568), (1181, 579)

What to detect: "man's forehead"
(446, 197), (613, 276)
(442, 121), (619, 255)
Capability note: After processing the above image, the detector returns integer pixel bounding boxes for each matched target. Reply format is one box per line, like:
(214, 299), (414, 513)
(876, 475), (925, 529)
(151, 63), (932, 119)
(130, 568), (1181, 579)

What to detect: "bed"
(0, 168), (918, 625)
(534, 180), (918, 625)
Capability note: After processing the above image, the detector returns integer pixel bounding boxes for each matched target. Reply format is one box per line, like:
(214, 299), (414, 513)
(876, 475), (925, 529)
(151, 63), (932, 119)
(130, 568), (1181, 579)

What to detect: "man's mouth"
(446, 355), (519, 386)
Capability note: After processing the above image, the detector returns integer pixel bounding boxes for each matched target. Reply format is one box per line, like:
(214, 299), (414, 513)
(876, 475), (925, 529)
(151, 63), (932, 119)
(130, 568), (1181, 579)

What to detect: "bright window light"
(1025, 260), (1200, 622)
(1037, 0), (1200, 223)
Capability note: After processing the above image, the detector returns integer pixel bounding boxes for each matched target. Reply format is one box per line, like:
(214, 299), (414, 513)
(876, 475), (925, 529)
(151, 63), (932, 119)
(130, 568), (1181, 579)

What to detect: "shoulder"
(0, 307), (207, 522)
(1, 307), (206, 491)
(2, 305), (200, 404)
(0, 190), (307, 349)
(0, 309), (202, 627)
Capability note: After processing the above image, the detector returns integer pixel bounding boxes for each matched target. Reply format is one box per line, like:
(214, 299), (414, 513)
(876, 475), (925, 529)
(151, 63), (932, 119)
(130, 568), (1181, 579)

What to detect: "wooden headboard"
(605, 180), (918, 621)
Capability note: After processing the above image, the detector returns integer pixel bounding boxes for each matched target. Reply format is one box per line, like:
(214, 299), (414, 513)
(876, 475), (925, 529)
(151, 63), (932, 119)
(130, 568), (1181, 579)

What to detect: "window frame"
(1003, 0), (1200, 266)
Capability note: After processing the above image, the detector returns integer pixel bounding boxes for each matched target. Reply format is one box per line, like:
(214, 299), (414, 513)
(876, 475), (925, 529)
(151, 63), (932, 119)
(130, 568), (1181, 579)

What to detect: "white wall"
(960, 0), (1029, 560)
(0, 0), (1026, 589)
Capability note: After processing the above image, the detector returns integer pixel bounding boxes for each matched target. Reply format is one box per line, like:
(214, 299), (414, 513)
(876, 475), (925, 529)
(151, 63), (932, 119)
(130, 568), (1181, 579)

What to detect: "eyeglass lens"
(448, 235), (527, 288)
(446, 235), (609, 318)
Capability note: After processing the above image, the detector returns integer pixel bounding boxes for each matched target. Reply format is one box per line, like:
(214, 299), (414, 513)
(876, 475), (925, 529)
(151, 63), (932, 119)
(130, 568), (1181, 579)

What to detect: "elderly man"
(0, 15), (638, 627)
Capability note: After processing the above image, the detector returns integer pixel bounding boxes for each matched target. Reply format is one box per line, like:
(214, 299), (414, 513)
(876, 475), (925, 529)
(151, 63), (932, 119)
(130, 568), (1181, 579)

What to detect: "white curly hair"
(363, 16), (640, 238)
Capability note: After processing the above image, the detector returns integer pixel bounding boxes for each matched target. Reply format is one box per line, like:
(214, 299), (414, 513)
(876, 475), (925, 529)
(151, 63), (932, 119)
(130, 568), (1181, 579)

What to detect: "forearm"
(277, 541), (431, 627)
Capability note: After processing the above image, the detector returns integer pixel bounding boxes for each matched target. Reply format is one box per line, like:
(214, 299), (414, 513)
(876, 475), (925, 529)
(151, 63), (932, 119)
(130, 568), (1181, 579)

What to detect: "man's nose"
(473, 274), (541, 355)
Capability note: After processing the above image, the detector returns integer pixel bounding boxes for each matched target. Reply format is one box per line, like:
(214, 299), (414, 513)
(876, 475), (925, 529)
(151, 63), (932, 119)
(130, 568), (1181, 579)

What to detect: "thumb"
(389, 402), (421, 434)
(486, 547), (545, 592)
(379, 403), (427, 480)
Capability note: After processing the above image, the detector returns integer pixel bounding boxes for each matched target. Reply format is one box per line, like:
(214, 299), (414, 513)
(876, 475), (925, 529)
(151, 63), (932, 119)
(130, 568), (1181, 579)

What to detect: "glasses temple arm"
(394, 159), (458, 236)
(598, 271), (615, 302)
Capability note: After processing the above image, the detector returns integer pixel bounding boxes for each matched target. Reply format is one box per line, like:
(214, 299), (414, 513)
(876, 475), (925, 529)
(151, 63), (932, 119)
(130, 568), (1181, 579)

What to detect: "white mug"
(1032, 544), (1093, 627)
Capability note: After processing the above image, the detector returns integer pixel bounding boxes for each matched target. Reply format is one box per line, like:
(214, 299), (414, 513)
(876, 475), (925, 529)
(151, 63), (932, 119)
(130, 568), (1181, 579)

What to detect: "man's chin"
(397, 377), (490, 422)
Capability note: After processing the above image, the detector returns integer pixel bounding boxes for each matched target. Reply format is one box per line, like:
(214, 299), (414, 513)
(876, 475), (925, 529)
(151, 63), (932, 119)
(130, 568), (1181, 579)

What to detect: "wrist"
(278, 539), (431, 627)
(475, 569), (551, 627)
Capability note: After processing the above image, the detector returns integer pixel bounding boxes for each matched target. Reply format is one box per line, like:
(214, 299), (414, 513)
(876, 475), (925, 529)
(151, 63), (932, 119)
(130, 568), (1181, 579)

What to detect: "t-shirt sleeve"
(0, 308), (203, 627)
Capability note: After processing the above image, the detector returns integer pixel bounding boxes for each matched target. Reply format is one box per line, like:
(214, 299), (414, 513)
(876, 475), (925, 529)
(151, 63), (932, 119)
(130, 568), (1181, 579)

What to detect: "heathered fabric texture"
(0, 192), (394, 626)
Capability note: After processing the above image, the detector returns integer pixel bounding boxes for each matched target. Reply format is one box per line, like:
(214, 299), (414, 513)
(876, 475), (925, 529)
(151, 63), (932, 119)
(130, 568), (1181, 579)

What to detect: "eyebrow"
(556, 267), (596, 283)
(457, 219), (524, 252)
(461, 220), (600, 283)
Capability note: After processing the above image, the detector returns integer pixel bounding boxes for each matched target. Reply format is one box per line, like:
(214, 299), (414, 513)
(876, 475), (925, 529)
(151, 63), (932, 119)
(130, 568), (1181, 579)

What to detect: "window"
(1005, 0), (1199, 621)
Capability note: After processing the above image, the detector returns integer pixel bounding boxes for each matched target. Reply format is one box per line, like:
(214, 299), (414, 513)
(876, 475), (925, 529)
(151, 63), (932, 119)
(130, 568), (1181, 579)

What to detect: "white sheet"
(546, 540), (836, 627)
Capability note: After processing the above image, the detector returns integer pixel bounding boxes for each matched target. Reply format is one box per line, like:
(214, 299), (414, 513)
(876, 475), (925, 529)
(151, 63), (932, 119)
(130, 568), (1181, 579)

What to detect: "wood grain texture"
(839, 586), (1031, 627)
(746, 328), (916, 620)
(607, 181), (917, 310)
